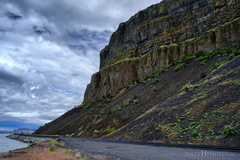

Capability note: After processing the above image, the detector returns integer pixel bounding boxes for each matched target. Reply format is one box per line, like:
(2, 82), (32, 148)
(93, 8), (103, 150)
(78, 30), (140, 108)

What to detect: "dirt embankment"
(0, 139), (115, 160)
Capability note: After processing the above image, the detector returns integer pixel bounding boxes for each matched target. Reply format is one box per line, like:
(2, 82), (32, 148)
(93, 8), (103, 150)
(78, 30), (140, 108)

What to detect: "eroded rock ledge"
(83, 0), (240, 103)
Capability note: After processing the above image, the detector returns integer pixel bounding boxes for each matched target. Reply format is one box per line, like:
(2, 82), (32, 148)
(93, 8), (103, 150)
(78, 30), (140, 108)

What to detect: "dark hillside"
(104, 56), (240, 147)
(36, 46), (240, 146)
(35, 0), (240, 147)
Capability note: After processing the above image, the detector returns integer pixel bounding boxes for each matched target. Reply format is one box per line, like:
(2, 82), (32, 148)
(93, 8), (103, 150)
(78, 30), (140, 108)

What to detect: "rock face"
(84, 0), (240, 103)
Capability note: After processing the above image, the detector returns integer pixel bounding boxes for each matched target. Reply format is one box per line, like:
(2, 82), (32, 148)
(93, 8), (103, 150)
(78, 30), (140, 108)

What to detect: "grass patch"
(63, 149), (72, 154)
(93, 129), (99, 137)
(174, 63), (186, 72)
(149, 73), (159, 79)
(182, 83), (199, 92)
(152, 79), (160, 84)
(133, 98), (139, 104)
(49, 143), (56, 152)
(123, 99), (131, 106)
(65, 133), (74, 137)
(59, 141), (65, 147)
(107, 128), (116, 134)
(117, 106), (122, 111)
(220, 125), (235, 138)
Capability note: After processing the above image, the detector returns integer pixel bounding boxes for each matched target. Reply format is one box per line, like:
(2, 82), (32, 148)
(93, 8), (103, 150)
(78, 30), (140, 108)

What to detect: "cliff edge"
(83, 0), (240, 104)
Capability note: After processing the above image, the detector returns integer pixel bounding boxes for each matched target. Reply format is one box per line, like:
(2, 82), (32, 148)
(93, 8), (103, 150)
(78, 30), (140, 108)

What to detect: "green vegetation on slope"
(35, 45), (240, 147)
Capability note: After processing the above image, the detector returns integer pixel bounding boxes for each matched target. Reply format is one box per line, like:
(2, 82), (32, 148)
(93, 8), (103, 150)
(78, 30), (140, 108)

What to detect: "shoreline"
(6, 134), (52, 144)
(1, 135), (115, 160)
(0, 140), (88, 160)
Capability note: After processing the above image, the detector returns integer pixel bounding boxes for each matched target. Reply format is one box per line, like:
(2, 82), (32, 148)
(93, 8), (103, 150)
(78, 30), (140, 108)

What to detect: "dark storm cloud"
(33, 26), (51, 35)
(0, 69), (24, 85)
(6, 12), (22, 20)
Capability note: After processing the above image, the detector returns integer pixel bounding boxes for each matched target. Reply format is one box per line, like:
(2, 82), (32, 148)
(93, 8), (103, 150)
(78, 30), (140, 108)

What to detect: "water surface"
(0, 134), (28, 153)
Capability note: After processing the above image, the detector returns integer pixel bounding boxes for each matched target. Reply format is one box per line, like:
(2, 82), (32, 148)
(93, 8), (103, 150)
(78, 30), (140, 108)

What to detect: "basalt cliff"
(36, 0), (240, 147)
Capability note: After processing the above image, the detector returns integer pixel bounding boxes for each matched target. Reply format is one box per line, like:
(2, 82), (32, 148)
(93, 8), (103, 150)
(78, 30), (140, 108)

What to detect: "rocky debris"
(7, 134), (52, 144)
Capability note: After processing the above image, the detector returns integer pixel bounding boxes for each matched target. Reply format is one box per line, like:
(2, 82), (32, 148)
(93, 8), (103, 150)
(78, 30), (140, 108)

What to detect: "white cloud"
(0, 0), (161, 129)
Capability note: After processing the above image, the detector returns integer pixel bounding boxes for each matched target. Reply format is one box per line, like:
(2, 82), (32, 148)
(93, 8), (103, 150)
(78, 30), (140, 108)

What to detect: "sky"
(0, 0), (161, 132)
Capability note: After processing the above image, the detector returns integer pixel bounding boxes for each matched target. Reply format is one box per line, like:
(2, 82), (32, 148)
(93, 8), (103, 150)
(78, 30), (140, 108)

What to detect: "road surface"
(60, 138), (240, 160)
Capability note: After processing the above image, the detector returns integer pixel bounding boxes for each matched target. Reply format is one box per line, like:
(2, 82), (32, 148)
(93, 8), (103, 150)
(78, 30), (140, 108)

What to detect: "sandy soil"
(0, 139), (120, 160)
(0, 140), (86, 160)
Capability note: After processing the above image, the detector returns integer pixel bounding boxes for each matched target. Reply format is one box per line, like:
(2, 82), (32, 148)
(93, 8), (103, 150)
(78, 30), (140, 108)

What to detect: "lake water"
(0, 134), (28, 153)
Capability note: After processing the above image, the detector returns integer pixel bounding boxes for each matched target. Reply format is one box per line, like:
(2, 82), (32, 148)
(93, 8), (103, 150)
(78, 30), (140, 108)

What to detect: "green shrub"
(152, 79), (159, 84)
(107, 128), (115, 134)
(182, 54), (196, 63)
(147, 78), (151, 82)
(188, 116), (195, 121)
(64, 149), (72, 154)
(228, 50), (240, 61)
(88, 109), (94, 114)
(208, 129), (215, 136)
(179, 116), (186, 120)
(116, 87), (124, 94)
(212, 63), (222, 70)
(200, 61), (207, 65)
(199, 54), (211, 61)
(78, 126), (84, 131)
(59, 141), (65, 146)
(174, 63), (186, 72)
(212, 61), (226, 70)
(221, 69), (228, 75)
(117, 106), (122, 111)
(166, 63), (174, 69)
(221, 125), (235, 138)
(100, 110), (106, 116)
(65, 134), (74, 137)
(191, 132), (198, 137)
(149, 73), (159, 79)
(133, 98), (139, 104)
(228, 54), (235, 61)
(93, 129), (99, 137)
(182, 83), (191, 92)
(142, 81), (146, 85)
(181, 83), (199, 92)
(123, 99), (131, 106)
(106, 98), (111, 102)
(49, 143), (56, 151)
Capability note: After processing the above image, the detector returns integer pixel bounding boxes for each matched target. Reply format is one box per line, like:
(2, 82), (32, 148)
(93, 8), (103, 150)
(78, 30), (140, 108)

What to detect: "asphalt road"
(60, 138), (240, 160)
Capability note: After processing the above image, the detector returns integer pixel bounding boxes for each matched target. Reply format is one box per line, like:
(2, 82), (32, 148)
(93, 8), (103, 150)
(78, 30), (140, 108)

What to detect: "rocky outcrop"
(84, 0), (240, 103)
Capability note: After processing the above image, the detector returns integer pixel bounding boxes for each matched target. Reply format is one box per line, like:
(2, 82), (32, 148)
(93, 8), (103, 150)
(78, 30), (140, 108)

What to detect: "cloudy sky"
(0, 0), (160, 131)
